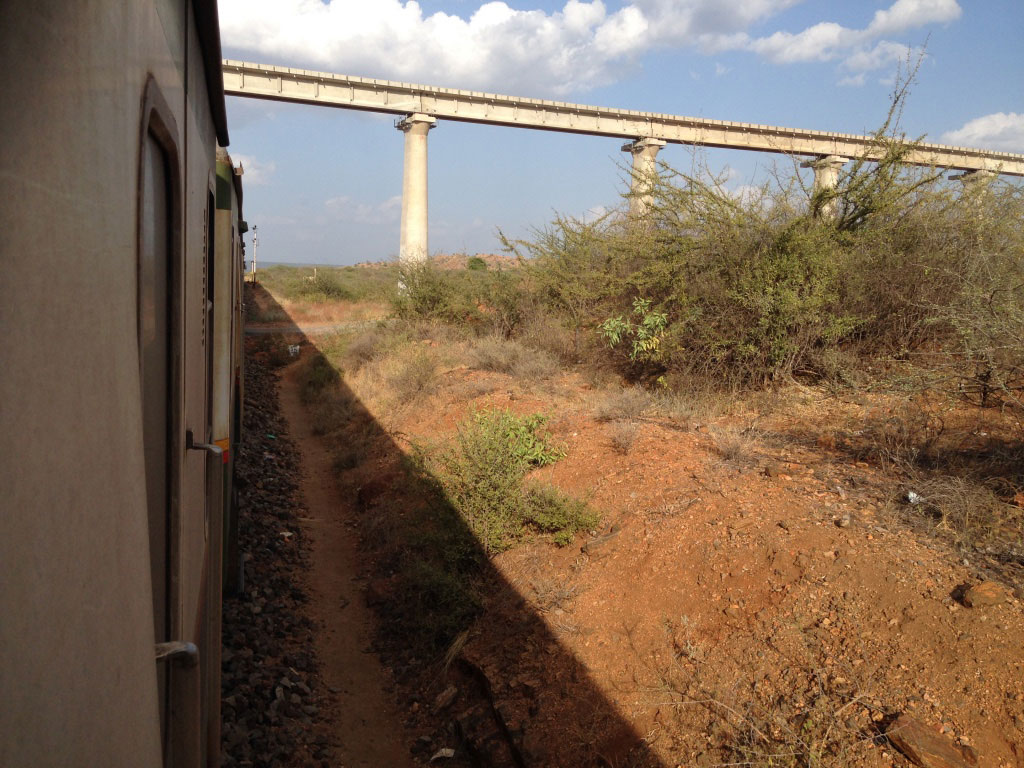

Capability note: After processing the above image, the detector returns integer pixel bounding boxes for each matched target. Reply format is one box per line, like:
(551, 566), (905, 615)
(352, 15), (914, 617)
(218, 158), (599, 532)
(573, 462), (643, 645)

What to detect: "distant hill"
(432, 252), (520, 270)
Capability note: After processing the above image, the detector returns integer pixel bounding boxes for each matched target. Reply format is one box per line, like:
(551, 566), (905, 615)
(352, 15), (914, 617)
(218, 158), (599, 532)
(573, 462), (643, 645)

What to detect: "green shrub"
(434, 409), (589, 554)
(502, 78), (1024, 391)
(479, 268), (528, 337)
(487, 410), (564, 466)
(600, 297), (668, 363)
(259, 264), (400, 304)
(523, 484), (600, 546)
(393, 259), (530, 338)
(302, 271), (353, 301)
(393, 260), (461, 320)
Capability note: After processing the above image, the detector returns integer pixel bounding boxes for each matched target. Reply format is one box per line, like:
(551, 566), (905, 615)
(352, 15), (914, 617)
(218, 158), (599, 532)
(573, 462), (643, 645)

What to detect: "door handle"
(186, 429), (223, 458)
(155, 641), (198, 667)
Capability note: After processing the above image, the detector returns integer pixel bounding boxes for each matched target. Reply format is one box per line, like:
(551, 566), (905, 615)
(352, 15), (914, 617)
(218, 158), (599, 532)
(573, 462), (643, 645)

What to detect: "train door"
(139, 80), (188, 765)
(139, 124), (178, 758)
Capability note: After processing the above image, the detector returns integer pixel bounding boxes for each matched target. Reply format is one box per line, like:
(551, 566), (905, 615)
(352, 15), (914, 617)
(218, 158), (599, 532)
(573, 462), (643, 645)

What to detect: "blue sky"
(220, 0), (1024, 265)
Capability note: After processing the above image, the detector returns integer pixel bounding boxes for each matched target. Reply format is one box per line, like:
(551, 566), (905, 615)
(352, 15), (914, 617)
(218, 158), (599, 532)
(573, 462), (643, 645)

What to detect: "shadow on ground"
(246, 283), (664, 768)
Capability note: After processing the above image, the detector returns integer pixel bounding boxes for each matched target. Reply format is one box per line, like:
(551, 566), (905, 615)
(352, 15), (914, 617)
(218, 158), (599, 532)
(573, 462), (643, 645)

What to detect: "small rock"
(582, 526), (621, 556)
(430, 747), (456, 761)
(887, 713), (975, 768)
(836, 513), (851, 528)
(962, 581), (1006, 608)
(724, 605), (742, 619)
(434, 685), (458, 711)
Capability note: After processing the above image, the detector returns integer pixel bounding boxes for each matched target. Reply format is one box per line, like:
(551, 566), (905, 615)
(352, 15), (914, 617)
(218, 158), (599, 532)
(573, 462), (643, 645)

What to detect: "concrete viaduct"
(222, 59), (1024, 261)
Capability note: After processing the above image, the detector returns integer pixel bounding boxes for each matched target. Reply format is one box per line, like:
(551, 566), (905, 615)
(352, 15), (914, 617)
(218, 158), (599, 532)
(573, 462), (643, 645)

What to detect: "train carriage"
(1, 1), (244, 766)
(214, 146), (247, 600)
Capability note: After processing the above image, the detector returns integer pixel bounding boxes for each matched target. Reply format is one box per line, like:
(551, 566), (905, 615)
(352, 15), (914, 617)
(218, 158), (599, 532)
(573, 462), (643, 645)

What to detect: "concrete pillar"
(397, 113), (436, 262)
(801, 155), (849, 218)
(621, 137), (666, 217)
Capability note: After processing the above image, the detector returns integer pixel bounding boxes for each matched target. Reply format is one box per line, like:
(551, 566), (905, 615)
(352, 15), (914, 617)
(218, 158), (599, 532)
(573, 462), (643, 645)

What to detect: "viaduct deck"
(223, 59), (1024, 176)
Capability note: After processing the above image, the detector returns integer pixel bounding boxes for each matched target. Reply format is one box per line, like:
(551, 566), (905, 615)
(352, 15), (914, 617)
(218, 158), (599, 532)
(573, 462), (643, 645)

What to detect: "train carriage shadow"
(244, 283), (666, 768)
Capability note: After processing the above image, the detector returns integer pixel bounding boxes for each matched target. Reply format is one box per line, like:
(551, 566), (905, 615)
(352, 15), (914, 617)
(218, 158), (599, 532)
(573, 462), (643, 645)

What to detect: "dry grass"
(331, 437), (369, 472)
(517, 314), (579, 365)
(468, 335), (560, 381)
(246, 304), (290, 324)
(309, 391), (354, 436)
(345, 329), (384, 372)
(896, 475), (1024, 558)
(856, 401), (945, 470)
(709, 424), (762, 465)
(387, 347), (439, 402)
(608, 420), (640, 455)
(648, 616), (885, 767)
(594, 386), (652, 423)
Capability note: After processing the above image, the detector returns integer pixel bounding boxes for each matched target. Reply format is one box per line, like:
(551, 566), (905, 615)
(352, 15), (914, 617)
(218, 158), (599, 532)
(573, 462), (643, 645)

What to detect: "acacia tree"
(500, 212), (619, 353)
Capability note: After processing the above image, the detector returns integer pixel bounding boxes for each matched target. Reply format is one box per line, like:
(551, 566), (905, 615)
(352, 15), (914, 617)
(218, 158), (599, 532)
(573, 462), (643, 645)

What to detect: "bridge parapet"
(223, 60), (1024, 176)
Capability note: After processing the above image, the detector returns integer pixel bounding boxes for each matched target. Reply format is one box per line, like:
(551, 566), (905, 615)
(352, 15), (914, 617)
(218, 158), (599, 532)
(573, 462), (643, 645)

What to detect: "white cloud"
(865, 0), (961, 37)
(220, 0), (800, 96)
(941, 113), (1024, 152)
(219, 0), (962, 96)
(736, 0), (957, 81)
(840, 40), (913, 72)
(231, 153), (275, 186)
(747, 22), (852, 63)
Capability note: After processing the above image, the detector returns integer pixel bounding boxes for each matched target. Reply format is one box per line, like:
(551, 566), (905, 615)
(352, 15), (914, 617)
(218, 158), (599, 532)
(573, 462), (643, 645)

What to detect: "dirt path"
(278, 358), (413, 768)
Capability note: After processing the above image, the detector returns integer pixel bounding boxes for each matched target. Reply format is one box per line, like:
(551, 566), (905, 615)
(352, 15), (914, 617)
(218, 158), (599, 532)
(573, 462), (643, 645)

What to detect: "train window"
(205, 190), (215, 446)
(139, 128), (173, 648)
(137, 76), (181, 758)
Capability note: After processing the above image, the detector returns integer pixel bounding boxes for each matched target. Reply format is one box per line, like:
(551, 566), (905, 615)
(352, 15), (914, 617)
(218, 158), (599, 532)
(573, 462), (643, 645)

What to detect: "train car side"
(0, 1), (238, 766)
(215, 148), (248, 601)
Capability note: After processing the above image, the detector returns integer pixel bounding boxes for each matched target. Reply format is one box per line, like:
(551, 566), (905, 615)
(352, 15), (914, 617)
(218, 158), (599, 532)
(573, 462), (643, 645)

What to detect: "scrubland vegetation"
(269, 101), (1024, 598)
(253, 84), (1024, 766)
(246, 263), (396, 324)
